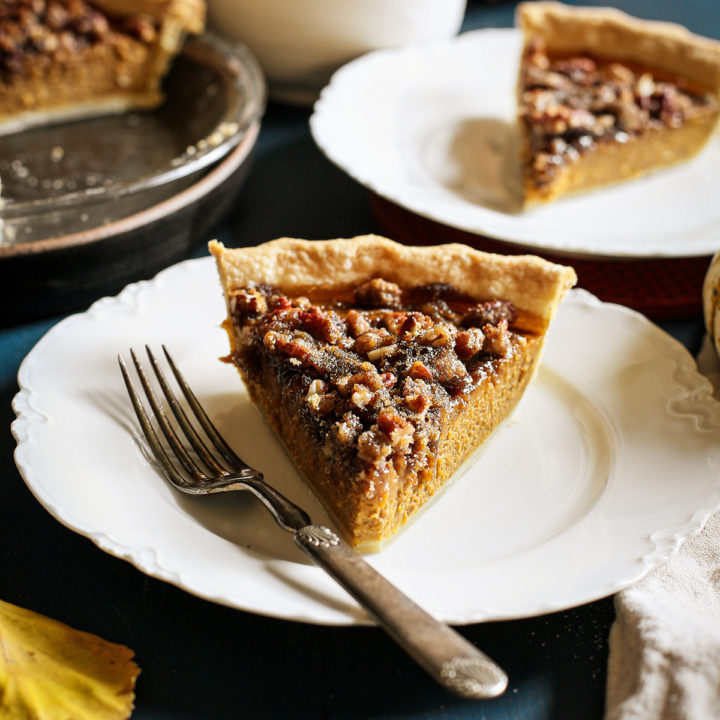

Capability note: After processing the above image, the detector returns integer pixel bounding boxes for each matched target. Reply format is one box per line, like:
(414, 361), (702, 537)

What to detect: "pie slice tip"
(210, 236), (576, 551)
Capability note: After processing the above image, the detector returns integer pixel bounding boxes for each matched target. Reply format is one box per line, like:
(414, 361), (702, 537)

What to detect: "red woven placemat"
(371, 194), (710, 321)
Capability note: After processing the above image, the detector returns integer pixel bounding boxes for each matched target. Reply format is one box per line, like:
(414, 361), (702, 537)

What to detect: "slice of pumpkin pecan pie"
(517, 2), (720, 204)
(210, 236), (576, 551)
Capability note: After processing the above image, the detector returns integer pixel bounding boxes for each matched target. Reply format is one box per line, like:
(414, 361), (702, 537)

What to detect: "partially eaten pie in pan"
(516, 2), (720, 204)
(0, 0), (205, 134)
(210, 236), (576, 551)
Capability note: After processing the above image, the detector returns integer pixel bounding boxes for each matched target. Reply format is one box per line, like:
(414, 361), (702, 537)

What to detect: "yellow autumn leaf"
(0, 599), (140, 720)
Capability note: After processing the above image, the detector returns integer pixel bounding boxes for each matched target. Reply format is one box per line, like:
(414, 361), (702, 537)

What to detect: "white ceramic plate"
(12, 257), (720, 625)
(310, 29), (720, 259)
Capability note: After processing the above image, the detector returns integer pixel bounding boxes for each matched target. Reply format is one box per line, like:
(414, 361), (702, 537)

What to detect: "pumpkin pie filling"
(211, 236), (576, 551)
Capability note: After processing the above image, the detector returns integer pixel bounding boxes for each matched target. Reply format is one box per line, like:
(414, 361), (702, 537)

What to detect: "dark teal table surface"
(1, 1), (716, 718)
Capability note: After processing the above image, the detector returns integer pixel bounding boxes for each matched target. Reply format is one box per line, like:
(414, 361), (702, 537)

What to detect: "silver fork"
(119, 345), (508, 700)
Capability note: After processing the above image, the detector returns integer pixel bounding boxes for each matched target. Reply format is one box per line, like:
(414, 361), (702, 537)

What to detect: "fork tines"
(119, 346), (239, 492)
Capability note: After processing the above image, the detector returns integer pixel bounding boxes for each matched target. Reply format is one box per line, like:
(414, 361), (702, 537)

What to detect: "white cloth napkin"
(605, 336), (720, 720)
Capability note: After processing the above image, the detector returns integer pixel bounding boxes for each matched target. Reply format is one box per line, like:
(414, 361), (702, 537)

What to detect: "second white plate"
(311, 29), (720, 259)
(12, 257), (720, 625)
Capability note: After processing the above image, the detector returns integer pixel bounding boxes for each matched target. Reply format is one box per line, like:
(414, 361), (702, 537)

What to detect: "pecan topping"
(0, 0), (161, 81)
(230, 279), (527, 487)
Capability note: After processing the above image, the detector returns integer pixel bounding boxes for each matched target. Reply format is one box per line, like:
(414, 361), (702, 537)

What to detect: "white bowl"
(207, 0), (467, 104)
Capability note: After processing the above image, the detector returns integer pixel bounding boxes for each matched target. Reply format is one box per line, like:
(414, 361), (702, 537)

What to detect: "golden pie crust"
(516, 2), (720, 204)
(210, 236), (577, 551)
(211, 235), (575, 332)
(0, 0), (205, 134)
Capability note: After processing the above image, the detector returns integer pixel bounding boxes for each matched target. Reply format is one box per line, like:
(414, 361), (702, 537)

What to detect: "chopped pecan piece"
(408, 361), (433, 382)
(402, 377), (432, 418)
(367, 344), (398, 362)
(263, 330), (313, 363)
(355, 278), (402, 309)
(350, 383), (374, 409)
(230, 288), (268, 319)
(306, 379), (336, 416)
(346, 309), (371, 337)
(377, 410), (415, 451)
(416, 322), (456, 348)
(357, 426), (392, 467)
(324, 411), (363, 456)
(482, 320), (511, 356)
(297, 306), (345, 344)
(353, 328), (392, 356)
(431, 349), (468, 391)
(455, 328), (485, 359)
(462, 300), (517, 328)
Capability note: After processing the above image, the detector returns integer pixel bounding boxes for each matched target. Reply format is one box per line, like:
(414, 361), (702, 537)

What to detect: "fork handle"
(293, 525), (508, 700)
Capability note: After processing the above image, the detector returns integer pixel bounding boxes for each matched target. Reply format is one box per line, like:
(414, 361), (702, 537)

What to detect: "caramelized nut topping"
(230, 279), (525, 487)
(0, 0), (160, 81)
